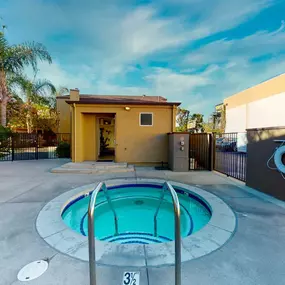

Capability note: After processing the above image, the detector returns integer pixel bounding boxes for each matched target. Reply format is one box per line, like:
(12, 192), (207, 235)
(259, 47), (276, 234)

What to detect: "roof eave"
(66, 100), (181, 106)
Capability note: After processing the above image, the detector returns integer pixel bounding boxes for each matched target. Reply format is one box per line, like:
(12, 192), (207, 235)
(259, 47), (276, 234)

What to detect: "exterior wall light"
(125, 107), (131, 111)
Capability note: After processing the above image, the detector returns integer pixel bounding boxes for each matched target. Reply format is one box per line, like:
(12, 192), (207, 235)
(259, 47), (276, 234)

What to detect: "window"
(140, 113), (153, 126)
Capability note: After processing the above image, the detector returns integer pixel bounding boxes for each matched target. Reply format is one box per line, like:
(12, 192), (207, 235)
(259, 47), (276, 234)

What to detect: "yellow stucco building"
(57, 89), (180, 164)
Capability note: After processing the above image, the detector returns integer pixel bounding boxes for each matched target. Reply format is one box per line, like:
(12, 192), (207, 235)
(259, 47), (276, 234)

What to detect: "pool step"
(51, 162), (134, 174)
(61, 162), (128, 169)
(101, 232), (172, 244)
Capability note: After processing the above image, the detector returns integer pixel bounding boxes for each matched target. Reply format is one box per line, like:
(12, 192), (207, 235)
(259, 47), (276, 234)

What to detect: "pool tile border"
(36, 178), (236, 267)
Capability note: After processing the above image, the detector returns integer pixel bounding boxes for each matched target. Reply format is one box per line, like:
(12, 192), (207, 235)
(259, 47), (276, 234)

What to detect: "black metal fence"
(1, 131), (248, 182)
(189, 133), (212, 170)
(214, 132), (247, 181)
(0, 133), (71, 161)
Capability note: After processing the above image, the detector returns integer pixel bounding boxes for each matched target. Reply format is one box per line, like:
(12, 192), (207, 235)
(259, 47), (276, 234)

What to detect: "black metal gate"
(0, 133), (70, 161)
(214, 133), (247, 181)
(189, 133), (213, 170)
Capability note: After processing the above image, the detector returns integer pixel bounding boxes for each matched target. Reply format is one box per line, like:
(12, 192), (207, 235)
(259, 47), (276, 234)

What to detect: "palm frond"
(8, 74), (56, 106)
(0, 33), (10, 69)
(7, 73), (30, 94)
(5, 73), (28, 104)
(31, 79), (56, 106)
(56, 86), (69, 97)
(21, 41), (52, 71)
(8, 73), (28, 86)
(34, 79), (56, 96)
(2, 47), (25, 73)
(0, 32), (8, 51)
(3, 41), (52, 73)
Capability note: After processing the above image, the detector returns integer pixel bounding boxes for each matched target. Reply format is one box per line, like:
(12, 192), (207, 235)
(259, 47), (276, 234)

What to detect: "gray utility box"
(168, 132), (190, 172)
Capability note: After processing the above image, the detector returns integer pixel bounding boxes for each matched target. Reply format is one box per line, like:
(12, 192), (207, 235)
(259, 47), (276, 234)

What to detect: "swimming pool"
(61, 184), (211, 244)
(37, 179), (236, 265)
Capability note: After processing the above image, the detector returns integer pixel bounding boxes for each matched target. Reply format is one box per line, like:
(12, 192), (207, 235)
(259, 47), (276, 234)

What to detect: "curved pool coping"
(36, 178), (236, 267)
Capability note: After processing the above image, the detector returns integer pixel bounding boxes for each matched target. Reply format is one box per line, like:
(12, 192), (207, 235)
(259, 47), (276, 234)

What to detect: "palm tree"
(9, 75), (56, 133)
(0, 31), (52, 127)
(56, 86), (69, 97)
(32, 85), (68, 109)
(50, 86), (69, 108)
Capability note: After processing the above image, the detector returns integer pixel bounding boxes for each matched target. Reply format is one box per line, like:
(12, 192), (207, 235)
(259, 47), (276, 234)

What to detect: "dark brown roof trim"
(57, 94), (167, 101)
(66, 100), (181, 106)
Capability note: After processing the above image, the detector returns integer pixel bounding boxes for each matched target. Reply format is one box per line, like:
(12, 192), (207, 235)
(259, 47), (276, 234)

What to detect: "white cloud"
(185, 22), (285, 65)
(144, 68), (211, 100)
(85, 5), (192, 78)
(213, 56), (285, 98)
(177, 19), (285, 117)
(3, 0), (274, 80)
(160, 0), (273, 39)
(183, 55), (285, 117)
(186, 95), (219, 115)
(94, 81), (149, 95)
(204, 0), (272, 34)
(85, 67), (211, 101)
(26, 61), (96, 91)
(121, 8), (188, 57)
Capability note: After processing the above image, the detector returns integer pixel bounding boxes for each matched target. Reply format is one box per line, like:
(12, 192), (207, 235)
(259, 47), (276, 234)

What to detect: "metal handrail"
(154, 184), (166, 237)
(101, 183), (119, 236)
(88, 181), (181, 285)
(154, 182), (181, 285)
(88, 182), (118, 285)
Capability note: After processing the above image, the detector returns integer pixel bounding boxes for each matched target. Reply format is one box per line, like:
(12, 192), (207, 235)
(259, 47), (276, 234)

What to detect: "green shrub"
(56, 141), (70, 158)
(0, 125), (11, 136)
(0, 125), (12, 157)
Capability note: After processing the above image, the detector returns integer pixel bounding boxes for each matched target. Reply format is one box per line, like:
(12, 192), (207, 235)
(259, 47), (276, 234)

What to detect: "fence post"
(209, 133), (214, 171)
(213, 134), (216, 171)
(35, 134), (39, 160)
(11, 134), (15, 162)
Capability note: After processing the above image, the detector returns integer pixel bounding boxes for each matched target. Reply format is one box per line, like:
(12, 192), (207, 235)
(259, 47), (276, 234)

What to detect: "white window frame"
(139, 112), (153, 127)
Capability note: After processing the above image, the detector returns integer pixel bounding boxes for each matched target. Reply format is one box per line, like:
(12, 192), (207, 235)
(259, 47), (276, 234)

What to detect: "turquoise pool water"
(62, 184), (211, 244)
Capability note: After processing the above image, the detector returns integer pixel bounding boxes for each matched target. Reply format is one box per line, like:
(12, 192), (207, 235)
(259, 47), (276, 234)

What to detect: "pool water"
(62, 184), (211, 244)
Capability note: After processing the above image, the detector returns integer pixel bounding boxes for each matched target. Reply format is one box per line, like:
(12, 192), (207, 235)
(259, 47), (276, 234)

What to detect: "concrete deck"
(1, 160), (285, 285)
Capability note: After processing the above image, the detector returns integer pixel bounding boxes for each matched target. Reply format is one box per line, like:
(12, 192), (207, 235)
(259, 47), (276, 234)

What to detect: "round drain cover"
(17, 260), (48, 281)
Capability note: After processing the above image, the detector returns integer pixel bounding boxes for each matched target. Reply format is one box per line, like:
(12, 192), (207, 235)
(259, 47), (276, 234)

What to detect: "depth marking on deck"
(122, 271), (140, 285)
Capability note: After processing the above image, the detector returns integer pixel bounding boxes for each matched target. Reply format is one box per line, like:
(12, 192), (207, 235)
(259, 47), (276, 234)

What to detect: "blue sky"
(1, 0), (285, 117)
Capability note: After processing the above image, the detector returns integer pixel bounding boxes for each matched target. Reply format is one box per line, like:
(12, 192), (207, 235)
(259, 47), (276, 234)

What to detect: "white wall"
(226, 92), (285, 133)
(247, 92), (285, 129)
(225, 104), (247, 133)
